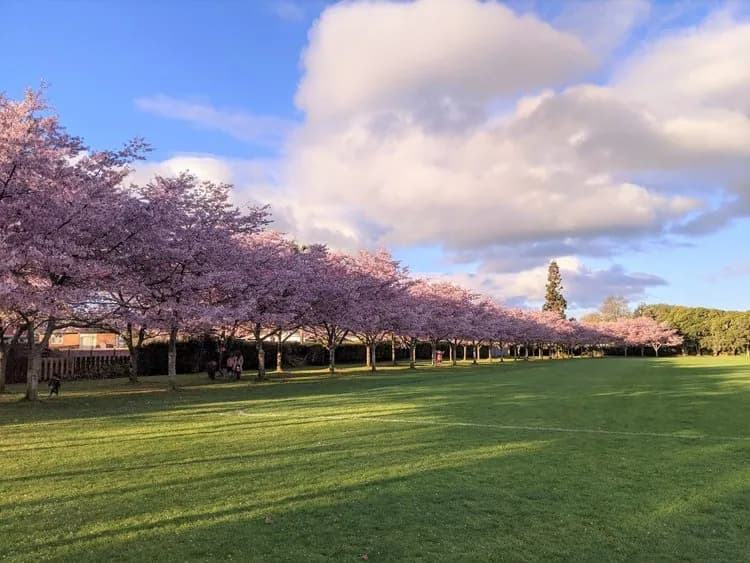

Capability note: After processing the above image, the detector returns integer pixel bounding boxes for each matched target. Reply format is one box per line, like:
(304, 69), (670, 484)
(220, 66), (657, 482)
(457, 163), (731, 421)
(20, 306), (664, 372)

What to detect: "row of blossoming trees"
(0, 90), (682, 400)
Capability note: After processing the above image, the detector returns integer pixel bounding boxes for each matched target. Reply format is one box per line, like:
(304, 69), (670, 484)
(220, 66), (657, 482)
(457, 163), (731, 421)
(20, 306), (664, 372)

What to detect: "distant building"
(49, 328), (127, 350)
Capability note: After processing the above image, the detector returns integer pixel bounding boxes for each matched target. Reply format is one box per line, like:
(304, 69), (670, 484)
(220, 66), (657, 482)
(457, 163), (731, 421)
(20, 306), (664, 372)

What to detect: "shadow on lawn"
(4, 358), (750, 561)
(3, 436), (549, 561)
(0, 362), (527, 426)
(3, 358), (750, 438)
(13, 436), (750, 563)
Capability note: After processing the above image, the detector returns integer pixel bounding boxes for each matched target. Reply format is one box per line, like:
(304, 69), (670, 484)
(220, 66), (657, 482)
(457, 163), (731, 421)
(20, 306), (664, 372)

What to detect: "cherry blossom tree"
(305, 251), (358, 374)
(210, 231), (316, 380)
(348, 250), (410, 372)
(118, 173), (268, 389)
(392, 279), (432, 369)
(411, 281), (474, 366)
(270, 243), (328, 374)
(0, 88), (148, 399)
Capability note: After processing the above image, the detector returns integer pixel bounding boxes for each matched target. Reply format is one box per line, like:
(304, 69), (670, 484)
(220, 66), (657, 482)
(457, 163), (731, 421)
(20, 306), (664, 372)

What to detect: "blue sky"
(3, 0), (749, 315)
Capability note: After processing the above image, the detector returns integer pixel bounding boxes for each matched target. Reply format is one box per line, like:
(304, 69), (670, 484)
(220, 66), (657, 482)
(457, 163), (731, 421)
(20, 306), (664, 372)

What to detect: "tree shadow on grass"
(0, 363), (528, 427)
(11, 436), (750, 563)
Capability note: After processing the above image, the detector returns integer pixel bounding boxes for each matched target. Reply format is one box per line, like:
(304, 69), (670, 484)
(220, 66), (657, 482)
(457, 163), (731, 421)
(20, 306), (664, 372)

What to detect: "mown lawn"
(1, 357), (750, 562)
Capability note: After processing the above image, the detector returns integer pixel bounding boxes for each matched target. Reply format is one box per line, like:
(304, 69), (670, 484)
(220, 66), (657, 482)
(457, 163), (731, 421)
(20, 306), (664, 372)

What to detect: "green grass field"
(2, 357), (750, 562)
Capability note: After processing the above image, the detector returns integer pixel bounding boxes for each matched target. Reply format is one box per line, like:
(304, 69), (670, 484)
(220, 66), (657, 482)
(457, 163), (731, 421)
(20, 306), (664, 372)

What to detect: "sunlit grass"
(2, 356), (750, 561)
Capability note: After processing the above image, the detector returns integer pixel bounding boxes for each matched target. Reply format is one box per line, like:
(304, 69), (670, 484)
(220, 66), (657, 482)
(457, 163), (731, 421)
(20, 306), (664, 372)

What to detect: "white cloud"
(135, 95), (294, 147)
(615, 13), (750, 114)
(132, 1), (750, 306)
(296, 0), (595, 122)
(273, 2), (750, 255)
(128, 155), (235, 186)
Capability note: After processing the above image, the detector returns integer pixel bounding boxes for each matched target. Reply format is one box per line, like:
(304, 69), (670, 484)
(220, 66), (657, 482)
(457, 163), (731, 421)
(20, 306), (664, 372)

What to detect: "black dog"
(48, 375), (61, 398)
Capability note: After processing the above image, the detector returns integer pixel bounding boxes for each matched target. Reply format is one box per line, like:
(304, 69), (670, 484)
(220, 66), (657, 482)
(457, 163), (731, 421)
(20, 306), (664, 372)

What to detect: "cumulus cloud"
(135, 95), (294, 147)
(615, 12), (750, 114)
(296, 0), (595, 122)
(272, 1), (750, 255)
(133, 1), (750, 306)
(126, 154), (282, 218)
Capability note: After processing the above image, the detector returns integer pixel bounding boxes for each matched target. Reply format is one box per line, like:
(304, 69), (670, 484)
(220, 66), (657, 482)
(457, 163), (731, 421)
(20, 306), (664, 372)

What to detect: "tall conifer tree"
(542, 260), (567, 318)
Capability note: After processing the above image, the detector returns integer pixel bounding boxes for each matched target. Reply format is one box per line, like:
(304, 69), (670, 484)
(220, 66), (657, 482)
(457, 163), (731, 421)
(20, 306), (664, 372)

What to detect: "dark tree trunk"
(329, 342), (336, 373)
(26, 323), (55, 401)
(276, 332), (283, 373)
(125, 323), (143, 384)
(167, 323), (178, 390)
(0, 349), (7, 394)
(0, 331), (19, 393)
(257, 341), (265, 379)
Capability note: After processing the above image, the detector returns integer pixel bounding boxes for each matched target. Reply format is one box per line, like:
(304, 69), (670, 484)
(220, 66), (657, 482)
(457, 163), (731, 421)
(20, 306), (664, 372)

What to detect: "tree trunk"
(653, 344), (660, 358)
(276, 332), (283, 373)
(409, 341), (416, 369)
(329, 342), (336, 373)
(128, 344), (140, 384)
(525, 345), (529, 361)
(365, 344), (371, 368)
(0, 349), (6, 394)
(257, 341), (265, 379)
(473, 344), (479, 365)
(462, 345), (466, 361)
(641, 346), (644, 357)
(25, 324), (53, 401)
(538, 347), (542, 359)
(624, 346), (628, 357)
(167, 324), (178, 390)
(26, 345), (41, 401)
(125, 323), (139, 384)
(450, 342), (457, 366)
(0, 330), (18, 394)
(431, 340), (437, 366)
(391, 334), (397, 366)
(370, 342), (377, 372)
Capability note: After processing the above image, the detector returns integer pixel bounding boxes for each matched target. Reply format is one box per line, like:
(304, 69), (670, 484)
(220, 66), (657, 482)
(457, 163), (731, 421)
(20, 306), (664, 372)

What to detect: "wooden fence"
(6, 349), (131, 384)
